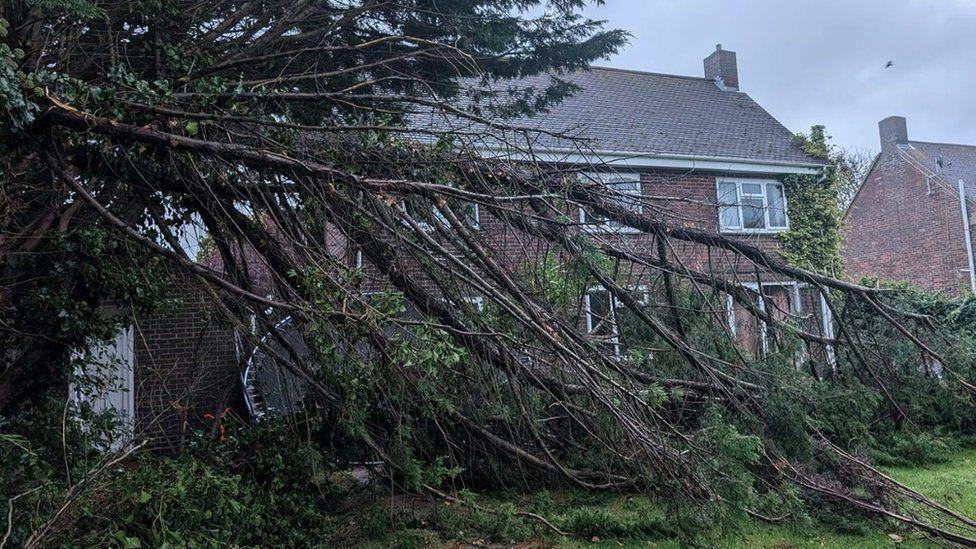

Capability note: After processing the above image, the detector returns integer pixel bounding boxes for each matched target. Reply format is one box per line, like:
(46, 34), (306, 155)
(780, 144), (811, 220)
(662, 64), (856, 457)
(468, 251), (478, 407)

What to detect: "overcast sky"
(580, 0), (976, 154)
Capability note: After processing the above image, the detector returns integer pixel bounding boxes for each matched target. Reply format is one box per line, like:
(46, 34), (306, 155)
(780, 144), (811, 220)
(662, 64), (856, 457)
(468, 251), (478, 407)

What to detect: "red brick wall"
(133, 274), (240, 453)
(641, 170), (786, 275)
(133, 169), (806, 449)
(843, 150), (973, 295)
(357, 168), (792, 292)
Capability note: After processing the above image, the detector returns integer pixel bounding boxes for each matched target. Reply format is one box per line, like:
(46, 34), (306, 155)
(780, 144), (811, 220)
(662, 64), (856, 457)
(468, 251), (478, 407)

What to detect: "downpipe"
(958, 179), (976, 294)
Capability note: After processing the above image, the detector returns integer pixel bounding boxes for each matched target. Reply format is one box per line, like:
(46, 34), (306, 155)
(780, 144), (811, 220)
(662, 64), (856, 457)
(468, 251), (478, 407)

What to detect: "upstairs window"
(434, 201), (480, 230)
(717, 179), (788, 233)
(402, 197), (479, 231)
(579, 172), (642, 233)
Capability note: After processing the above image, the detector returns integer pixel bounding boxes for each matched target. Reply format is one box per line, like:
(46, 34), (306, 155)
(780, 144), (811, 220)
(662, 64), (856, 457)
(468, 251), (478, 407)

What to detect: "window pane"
(607, 177), (642, 211)
(717, 182), (740, 229)
(742, 197), (765, 228)
(433, 200), (479, 228)
(741, 182), (763, 195)
(587, 290), (616, 337)
(582, 208), (606, 226)
(461, 202), (479, 228)
(403, 198), (435, 231)
(582, 173), (641, 230)
(762, 285), (793, 322)
(732, 291), (762, 356)
(766, 183), (787, 227)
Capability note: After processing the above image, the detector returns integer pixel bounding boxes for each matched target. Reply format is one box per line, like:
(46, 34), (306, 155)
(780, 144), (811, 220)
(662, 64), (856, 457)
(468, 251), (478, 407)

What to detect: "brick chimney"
(704, 44), (738, 90)
(879, 116), (908, 149)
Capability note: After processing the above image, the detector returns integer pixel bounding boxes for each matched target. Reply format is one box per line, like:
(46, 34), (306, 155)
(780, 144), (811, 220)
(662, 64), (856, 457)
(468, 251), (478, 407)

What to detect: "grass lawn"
(337, 449), (976, 547)
(689, 449), (976, 548)
(536, 449), (975, 548)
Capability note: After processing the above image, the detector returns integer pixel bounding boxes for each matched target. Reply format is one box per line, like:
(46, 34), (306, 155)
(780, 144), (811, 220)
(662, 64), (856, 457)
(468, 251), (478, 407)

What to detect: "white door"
(70, 326), (135, 449)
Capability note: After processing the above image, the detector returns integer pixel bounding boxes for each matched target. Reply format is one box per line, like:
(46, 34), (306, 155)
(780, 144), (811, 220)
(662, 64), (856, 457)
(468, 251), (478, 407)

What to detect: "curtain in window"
(717, 181), (740, 229)
(766, 183), (787, 227)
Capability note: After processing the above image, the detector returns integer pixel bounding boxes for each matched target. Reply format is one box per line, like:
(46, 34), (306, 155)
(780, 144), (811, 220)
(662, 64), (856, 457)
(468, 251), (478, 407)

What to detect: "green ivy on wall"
(778, 125), (845, 276)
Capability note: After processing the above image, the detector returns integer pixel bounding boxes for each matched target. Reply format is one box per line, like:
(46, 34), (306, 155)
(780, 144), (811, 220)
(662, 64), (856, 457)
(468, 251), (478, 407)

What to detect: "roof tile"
(425, 67), (820, 166)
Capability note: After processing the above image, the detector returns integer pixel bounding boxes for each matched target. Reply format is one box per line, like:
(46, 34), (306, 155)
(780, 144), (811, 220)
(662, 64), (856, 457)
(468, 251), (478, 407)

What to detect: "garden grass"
(342, 449), (976, 547)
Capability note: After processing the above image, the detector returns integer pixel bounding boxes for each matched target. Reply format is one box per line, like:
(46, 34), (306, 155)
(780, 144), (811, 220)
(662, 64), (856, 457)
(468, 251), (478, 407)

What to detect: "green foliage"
(778, 125), (845, 274)
(27, 0), (106, 19)
(557, 504), (673, 540)
(525, 251), (592, 309)
(0, 18), (37, 133)
(2, 408), (341, 547)
(682, 408), (764, 537)
(870, 431), (956, 467)
(79, 454), (334, 547)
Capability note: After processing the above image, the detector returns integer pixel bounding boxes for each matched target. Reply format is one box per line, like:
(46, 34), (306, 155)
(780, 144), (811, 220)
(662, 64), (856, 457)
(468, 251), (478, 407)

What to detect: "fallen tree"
(3, 1), (976, 546)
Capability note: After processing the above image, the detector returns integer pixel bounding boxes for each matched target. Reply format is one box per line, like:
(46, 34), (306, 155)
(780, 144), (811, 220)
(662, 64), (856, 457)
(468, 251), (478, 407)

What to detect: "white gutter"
(958, 179), (976, 293)
(476, 145), (825, 175)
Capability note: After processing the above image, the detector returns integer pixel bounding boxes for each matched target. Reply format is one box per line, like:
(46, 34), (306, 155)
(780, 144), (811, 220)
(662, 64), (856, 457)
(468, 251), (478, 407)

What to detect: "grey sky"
(581, 0), (976, 154)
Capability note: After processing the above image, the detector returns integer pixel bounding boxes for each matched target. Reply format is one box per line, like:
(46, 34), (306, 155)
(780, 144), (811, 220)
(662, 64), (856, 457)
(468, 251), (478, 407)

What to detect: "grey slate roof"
(900, 140), (976, 199)
(418, 67), (821, 167)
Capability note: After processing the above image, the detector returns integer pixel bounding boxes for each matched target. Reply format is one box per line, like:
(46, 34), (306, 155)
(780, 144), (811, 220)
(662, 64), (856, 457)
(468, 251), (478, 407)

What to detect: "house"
(396, 44), (832, 358)
(844, 116), (976, 295)
(78, 45), (834, 452)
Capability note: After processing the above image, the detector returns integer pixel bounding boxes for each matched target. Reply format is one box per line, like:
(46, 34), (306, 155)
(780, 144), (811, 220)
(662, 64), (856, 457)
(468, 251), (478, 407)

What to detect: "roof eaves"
(479, 144), (828, 173)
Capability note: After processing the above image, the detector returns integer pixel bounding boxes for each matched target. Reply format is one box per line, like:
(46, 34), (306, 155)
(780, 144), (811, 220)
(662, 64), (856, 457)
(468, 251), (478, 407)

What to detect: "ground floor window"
(726, 283), (837, 372)
(585, 285), (649, 356)
(726, 282), (801, 356)
(461, 295), (485, 312)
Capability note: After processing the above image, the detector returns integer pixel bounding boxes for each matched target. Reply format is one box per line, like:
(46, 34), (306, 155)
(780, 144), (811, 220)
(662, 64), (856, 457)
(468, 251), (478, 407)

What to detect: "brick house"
(72, 275), (240, 452)
(80, 45), (836, 451)
(844, 116), (976, 295)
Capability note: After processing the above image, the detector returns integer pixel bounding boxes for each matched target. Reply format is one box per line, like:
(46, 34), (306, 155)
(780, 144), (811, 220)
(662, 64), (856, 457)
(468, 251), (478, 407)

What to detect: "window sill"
(580, 225), (643, 235)
(720, 227), (789, 235)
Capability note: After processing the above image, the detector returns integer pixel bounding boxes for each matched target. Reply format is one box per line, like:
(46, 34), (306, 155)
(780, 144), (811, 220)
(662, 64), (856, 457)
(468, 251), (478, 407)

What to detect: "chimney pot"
(704, 45), (738, 90)
(879, 116), (908, 149)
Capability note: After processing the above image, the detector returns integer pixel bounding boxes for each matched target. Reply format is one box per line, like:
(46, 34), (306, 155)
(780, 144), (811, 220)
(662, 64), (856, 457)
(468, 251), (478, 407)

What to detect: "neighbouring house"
(844, 116), (976, 295)
(79, 45), (836, 452)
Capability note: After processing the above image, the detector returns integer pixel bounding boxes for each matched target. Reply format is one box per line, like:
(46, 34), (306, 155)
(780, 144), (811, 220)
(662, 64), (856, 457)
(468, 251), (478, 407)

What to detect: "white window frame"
(578, 172), (643, 234)
(818, 289), (837, 370)
(461, 295), (485, 312)
(402, 198), (480, 232)
(717, 178), (790, 234)
(434, 202), (480, 230)
(584, 285), (649, 356)
(726, 281), (801, 355)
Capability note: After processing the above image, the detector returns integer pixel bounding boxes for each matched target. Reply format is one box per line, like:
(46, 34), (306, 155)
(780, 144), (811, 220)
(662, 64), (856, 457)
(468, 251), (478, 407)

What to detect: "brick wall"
(357, 168), (792, 293)
(843, 150), (973, 295)
(348, 167), (807, 358)
(154, 167), (808, 441)
(132, 273), (240, 453)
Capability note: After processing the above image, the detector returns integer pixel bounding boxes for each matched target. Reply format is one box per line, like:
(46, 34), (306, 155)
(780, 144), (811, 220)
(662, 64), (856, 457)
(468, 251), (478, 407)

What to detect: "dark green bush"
(1, 406), (342, 548)
(870, 431), (956, 467)
(558, 505), (672, 540)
